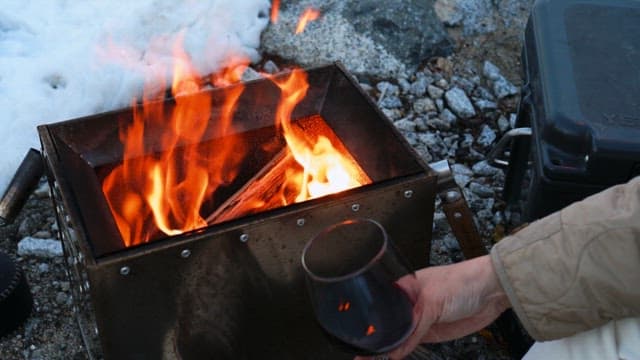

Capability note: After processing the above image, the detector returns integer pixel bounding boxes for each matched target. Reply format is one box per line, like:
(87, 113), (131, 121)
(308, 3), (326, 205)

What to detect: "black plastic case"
(507, 0), (640, 220)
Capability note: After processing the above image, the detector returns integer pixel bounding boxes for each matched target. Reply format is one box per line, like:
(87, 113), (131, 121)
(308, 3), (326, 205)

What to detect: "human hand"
(356, 255), (511, 359)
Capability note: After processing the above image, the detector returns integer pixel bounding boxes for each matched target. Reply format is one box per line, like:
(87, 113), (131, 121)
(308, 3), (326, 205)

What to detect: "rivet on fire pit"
(351, 203), (360, 212)
(239, 234), (249, 243)
(119, 266), (131, 276)
(296, 218), (305, 226)
(404, 190), (414, 198)
(180, 249), (191, 258)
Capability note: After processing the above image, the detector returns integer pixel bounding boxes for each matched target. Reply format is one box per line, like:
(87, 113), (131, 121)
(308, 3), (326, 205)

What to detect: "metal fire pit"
(38, 63), (438, 359)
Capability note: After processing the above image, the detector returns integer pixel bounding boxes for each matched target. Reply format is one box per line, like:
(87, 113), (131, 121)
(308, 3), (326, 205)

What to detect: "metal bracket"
(486, 127), (532, 168)
(429, 160), (487, 259)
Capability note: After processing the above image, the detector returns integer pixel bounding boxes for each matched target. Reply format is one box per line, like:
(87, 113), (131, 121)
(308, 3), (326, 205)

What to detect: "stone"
(454, 173), (471, 188)
(445, 87), (476, 119)
(474, 99), (497, 112)
(426, 117), (451, 131)
(37, 263), (49, 273)
(376, 81), (399, 95)
(469, 181), (495, 198)
(55, 292), (68, 305)
(476, 124), (497, 147)
(482, 60), (502, 81)
(435, 98), (445, 112)
(493, 77), (519, 99)
(473, 86), (495, 101)
(451, 163), (474, 176)
(398, 78), (412, 94)
(413, 97), (436, 113)
(33, 182), (50, 198)
(435, 78), (449, 89)
(241, 67), (263, 82)
(393, 118), (416, 132)
(262, 60), (280, 74)
(17, 237), (63, 258)
(497, 115), (511, 132)
(443, 233), (461, 251)
(427, 84), (444, 99)
(409, 77), (430, 96)
(509, 113), (518, 129)
(379, 95), (403, 109)
(261, 1), (453, 78)
(472, 160), (501, 176)
(435, 0), (497, 35)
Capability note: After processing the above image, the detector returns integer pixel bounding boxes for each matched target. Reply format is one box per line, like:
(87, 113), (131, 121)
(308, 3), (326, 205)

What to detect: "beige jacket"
(490, 176), (640, 341)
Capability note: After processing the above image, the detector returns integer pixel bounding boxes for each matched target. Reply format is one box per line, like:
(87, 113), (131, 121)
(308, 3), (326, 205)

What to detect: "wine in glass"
(301, 218), (417, 355)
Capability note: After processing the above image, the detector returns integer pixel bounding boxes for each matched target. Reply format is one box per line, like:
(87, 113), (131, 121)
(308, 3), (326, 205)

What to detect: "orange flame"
(295, 8), (321, 34)
(270, 69), (369, 203)
(270, 0), (280, 23)
(102, 35), (248, 246)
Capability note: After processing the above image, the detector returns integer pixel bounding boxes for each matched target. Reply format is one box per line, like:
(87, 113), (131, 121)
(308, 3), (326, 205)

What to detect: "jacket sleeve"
(490, 176), (640, 341)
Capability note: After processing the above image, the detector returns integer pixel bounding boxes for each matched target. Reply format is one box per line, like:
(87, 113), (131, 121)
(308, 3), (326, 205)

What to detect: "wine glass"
(301, 218), (417, 356)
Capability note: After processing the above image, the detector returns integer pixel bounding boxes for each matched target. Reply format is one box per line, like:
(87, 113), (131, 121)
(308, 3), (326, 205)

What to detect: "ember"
(295, 8), (321, 34)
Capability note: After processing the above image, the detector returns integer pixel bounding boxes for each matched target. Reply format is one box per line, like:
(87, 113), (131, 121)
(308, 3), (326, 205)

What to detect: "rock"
(33, 182), (50, 198)
(37, 263), (49, 273)
(473, 86), (495, 101)
(443, 233), (461, 251)
(435, 0), (497, 35)
(262, 60), (280, 74)
(493, 77), (519, 99)
(476, 124), (497, 147)
(241, 67), (263, 82)
(261, 1), (453, 78)
(482, 61), (519, 99)
(440, 108), (457, 126)
(426, 117), (451, 131)
(379, 95), (403, 108)
(482, 60), (502, 81)
(451, 163), (474, 176)
(427, 84), (444, 99)
(445, 87), (476, 119)
(32, 230), (52, 239)
(454, 173), (471, 188)
(435, 98), (445, 112)
(435, 78), (449, 89)
(55, 292), (68, 305)
(394, 118), (416, 132)
(451, 75), (476, 93)
(410, 77), (430, 96)
(474, 99), (497, 112)
(469, 181), (495, 198)
(497, 115), (511, 132)
(472, 160), (501, 176)
(17, 237), (63, 258)
(413, 97), (436, 113)
(398, 78), (412, 94)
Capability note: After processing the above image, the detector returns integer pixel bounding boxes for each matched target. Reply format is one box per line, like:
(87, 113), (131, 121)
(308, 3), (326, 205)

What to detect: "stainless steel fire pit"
(38, 63), (438, 359)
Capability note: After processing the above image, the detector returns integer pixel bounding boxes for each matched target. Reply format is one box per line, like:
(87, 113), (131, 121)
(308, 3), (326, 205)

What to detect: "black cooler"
(495, 0), (640, 221)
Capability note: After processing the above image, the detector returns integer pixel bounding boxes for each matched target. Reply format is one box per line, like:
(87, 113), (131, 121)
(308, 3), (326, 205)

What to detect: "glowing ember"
(270, 0), (280, 23)
(295, 8), (321, 34)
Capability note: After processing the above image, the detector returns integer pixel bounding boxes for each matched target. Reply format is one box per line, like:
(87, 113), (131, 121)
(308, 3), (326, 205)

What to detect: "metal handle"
(0, 149), (44, 226)
(487, 127), (532, 168)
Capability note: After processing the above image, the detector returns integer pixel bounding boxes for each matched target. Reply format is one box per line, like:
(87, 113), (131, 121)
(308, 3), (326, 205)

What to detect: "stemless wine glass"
(301, 218), (417, 356)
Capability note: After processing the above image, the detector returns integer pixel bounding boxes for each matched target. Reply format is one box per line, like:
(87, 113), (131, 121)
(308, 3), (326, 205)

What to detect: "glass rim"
(301, 218), (388, 283)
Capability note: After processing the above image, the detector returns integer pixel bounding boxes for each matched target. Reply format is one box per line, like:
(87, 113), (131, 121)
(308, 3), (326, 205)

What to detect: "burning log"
(205, 148), (294, 224)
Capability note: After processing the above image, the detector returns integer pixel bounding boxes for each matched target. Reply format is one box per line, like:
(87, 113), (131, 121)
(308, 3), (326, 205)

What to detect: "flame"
(295, 8), (321, 34)
(270, 0), (280, 23)
(102, 34), (248, 246)
(270, 69), (369, 203)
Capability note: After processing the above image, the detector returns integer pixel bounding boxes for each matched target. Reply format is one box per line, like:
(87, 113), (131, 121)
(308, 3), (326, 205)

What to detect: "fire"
(270, 0), (280, 23)
(102, 35), (248, 246)
(338, 301), (351, 312)
(102, 34), (370, 247)
(270, 69), (369, 203)
(295, 8), (321, 34)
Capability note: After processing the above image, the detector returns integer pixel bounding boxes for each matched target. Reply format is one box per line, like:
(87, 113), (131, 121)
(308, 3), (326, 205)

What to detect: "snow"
(0, 0), (271, 194)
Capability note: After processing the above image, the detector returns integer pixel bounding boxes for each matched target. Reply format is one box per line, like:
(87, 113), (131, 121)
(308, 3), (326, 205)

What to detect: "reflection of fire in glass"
(101, 39), (371, 248)
(366, 325), (376, 336)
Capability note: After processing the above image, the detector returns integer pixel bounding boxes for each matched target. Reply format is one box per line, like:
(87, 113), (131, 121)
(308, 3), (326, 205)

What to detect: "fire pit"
(38, 63), (437, 359)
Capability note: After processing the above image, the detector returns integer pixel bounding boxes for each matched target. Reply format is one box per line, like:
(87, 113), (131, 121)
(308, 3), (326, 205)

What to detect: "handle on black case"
(486, 127), (532, 168)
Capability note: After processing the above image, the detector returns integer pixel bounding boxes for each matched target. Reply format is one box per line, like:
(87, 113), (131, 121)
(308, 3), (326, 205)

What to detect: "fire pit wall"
(38, 63), (437, 359)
